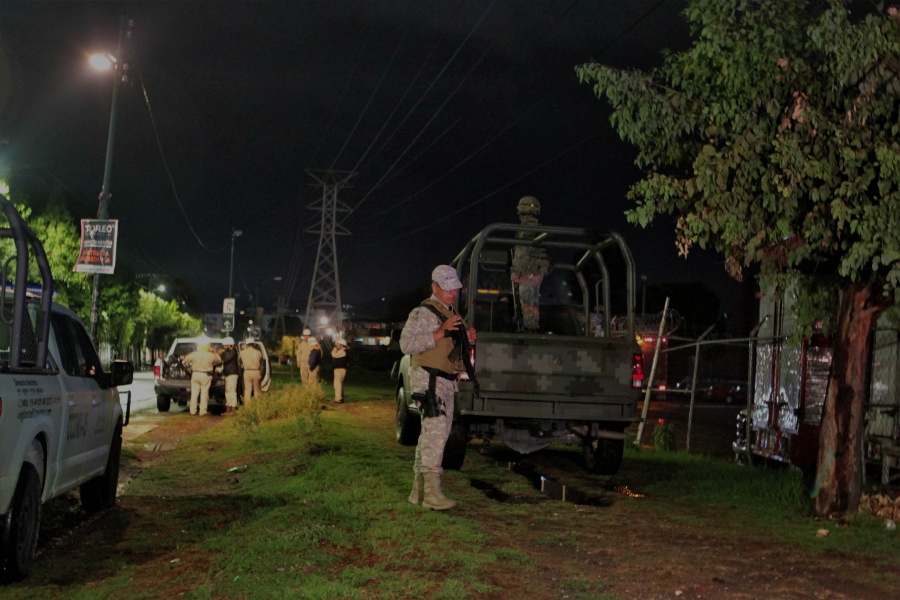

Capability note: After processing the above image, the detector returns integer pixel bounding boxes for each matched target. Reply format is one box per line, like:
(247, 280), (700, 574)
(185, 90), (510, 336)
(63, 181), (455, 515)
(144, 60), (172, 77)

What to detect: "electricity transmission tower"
(304, 169), (354, 334)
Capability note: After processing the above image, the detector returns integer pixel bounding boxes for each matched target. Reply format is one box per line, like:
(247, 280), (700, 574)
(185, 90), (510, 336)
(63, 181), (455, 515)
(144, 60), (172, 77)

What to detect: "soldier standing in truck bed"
(511, 196), (550, 332)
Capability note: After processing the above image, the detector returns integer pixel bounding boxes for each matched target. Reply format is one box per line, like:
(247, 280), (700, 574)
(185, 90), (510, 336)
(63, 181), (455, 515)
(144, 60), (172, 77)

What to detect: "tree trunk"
(813, 281), (886, 517)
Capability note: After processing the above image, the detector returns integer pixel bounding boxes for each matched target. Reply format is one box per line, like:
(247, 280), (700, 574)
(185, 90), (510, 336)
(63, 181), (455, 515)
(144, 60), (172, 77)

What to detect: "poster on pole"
(74, 219), (118, 274)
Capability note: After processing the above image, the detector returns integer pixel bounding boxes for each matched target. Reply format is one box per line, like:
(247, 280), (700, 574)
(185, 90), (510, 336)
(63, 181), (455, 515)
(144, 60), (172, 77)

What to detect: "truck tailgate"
(466, 333), (638, 420)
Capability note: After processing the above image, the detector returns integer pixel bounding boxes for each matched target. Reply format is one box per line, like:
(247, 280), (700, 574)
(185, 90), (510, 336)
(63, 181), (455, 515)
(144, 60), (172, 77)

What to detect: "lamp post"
(88, 16), (132, 345)
(229, 228), (242, 298)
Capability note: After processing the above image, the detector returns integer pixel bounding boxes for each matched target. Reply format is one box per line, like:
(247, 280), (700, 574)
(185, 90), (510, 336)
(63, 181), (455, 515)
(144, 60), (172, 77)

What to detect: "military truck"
(394, 223), (642, 475)
(0, 196), (134, 581)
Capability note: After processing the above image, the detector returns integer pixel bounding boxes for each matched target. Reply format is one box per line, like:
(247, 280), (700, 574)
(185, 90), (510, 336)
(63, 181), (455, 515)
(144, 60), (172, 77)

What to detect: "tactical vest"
(410, 299), (466, 376)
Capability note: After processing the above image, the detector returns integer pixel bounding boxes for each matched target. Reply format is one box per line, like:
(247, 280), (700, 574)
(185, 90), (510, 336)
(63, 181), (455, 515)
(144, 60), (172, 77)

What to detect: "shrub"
(235, 382), (326, 441)
(653, 421), (677, 452)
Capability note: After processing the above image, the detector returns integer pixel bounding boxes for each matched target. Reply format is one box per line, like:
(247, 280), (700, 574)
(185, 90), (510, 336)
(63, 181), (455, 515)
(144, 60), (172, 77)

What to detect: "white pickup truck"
(0, 197), (134, 582)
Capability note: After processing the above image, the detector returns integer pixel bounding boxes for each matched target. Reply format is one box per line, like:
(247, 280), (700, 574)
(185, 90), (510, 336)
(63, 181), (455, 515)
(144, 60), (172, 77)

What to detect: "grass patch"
(8, 370), (900, 598)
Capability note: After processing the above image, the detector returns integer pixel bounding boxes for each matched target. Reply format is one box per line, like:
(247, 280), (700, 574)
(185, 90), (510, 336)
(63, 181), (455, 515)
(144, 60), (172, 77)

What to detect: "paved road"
(118, 371), (171, 442)
(119, 370), (158, 415)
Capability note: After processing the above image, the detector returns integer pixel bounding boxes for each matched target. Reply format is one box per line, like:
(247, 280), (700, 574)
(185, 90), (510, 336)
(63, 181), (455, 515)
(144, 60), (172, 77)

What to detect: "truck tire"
(0, 463), (42, 582)
(583, 437), (624, 475)
(157, 395), (171, 412)
(441, 421), (468, 471)
(80, 420), (123, 513)
(396, 386), (420, 446)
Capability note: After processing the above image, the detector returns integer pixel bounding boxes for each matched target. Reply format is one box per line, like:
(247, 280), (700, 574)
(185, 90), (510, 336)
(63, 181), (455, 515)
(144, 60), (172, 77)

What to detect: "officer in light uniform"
(183, 342), (223, 416)
(400, 265), (476, 510)
(240, 339), (264, 403)
(511, 196), (550, 332)
(296, 328), (313, 384)
(331, 338), (349, 403)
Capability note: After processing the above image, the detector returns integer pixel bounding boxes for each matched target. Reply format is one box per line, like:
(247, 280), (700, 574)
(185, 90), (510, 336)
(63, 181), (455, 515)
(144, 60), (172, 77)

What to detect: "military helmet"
(517, 196), (541, 216)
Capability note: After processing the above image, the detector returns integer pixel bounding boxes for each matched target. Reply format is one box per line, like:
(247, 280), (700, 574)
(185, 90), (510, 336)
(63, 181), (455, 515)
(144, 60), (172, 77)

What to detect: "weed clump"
(235, 382), (326, 441)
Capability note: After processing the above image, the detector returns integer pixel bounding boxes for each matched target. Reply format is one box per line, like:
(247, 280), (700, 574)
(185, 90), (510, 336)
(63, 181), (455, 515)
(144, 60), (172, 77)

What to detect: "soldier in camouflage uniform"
(400, 265), (476, 511)
(511, 196), (550, 332)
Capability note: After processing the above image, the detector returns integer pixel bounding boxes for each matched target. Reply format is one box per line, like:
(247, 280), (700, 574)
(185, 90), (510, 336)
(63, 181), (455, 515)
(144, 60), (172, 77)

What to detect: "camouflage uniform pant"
(411, 367), (455, 475)
(518, 274), (543, 331)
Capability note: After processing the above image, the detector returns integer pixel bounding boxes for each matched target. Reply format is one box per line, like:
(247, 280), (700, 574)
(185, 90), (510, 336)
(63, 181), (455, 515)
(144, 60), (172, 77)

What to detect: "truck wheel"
(441, 421), (468, 471)
(0, 464), (42, 582)
(396, 386), (420, 446)
(80, 420), (123, 513)
(583, 437), (624, 475)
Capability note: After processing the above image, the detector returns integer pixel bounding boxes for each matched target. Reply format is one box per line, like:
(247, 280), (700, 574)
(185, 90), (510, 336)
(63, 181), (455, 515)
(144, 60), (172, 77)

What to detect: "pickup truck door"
(51, 314), (109, 483)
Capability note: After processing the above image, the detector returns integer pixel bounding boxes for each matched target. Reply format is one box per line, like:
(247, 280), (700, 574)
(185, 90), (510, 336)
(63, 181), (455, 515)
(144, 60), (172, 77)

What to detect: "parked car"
(154, 337), (271, 412)
(704, 380), (747, 404)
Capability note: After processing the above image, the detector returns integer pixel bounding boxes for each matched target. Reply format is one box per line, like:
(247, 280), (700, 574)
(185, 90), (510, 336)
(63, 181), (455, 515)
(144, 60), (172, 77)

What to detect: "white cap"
(223, 337), (235, 345)
(246, 337), (255, 343)
(303, 328), (312, 336)
(336, 339), (346, 346)
(431, 265), (462, 291)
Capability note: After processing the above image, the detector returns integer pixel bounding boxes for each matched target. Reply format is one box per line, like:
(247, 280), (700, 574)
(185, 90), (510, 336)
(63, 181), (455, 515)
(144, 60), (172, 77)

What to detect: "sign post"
(223, 297), (235, 333)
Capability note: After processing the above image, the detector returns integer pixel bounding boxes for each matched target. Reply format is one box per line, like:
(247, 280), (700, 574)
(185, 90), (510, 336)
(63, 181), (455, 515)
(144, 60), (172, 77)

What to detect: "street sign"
(223, 297), (235, 315)
(223, 314), (234, 332)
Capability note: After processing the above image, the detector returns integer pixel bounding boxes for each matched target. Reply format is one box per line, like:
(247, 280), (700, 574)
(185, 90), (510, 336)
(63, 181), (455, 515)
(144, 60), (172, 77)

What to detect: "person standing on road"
(400, 265), (476, 511)
(331, 338), (349, 403)
(182, 342), (223, 416)
(511, 195), (550, 333)
(296, 328), (313, 384)
(240, 339), (264, 403)
(219, 337), (241, 416)
(308, 339), (322, 385)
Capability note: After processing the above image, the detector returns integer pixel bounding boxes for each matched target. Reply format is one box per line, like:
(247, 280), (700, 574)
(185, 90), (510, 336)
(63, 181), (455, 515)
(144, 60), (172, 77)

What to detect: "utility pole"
(89, 16), (132, 345)
(229, 227), (242, 298)
(304, 169), (354, 335)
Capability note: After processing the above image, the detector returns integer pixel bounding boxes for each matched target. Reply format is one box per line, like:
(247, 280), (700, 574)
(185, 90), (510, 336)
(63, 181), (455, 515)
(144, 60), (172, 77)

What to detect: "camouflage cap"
(432, 265), (462, 291)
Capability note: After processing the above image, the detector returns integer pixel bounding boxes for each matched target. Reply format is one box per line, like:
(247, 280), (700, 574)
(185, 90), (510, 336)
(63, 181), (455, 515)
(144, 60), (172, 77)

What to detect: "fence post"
(635, 297), (670, 447)
(686, 324), (716, 452)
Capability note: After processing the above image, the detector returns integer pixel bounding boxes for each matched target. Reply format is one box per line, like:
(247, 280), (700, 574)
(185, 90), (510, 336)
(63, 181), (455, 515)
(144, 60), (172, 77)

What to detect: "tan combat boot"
(422, 472), (456, 510)
(408, 473), (424, 505)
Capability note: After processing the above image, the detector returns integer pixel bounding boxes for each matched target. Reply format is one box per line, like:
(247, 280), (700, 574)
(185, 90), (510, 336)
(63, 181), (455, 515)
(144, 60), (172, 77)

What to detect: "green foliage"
(135, 289), (202, 349)
(576, 0), (900, 309)
(0, 197), (90, 310)
(0, 187), (201, 359)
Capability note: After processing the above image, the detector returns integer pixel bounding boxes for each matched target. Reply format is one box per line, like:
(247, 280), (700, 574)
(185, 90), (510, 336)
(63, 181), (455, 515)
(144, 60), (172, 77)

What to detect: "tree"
(576, 0), (900, 516)
(25, 192), (91, 312)
(135, 290), (201, 352)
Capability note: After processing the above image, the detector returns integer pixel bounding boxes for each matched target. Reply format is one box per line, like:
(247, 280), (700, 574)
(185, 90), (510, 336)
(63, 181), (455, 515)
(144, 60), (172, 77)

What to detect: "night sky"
(0, 1), (746, 321)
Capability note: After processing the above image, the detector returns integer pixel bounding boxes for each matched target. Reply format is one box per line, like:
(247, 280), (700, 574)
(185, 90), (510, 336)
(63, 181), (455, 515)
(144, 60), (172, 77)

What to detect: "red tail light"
(154, 364), (161, 381)
(460, 346), (476, 381)
(632, 353), (644, 389)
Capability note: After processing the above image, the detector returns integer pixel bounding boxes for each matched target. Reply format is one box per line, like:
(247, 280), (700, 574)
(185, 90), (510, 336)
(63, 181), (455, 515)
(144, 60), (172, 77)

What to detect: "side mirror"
(110, 359), (134, 387)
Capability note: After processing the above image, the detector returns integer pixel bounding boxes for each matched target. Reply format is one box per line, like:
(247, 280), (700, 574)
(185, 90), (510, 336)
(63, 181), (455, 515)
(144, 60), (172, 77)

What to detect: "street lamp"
(88, 16), (132, 345)
(229, 228), (242, 298)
